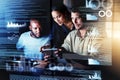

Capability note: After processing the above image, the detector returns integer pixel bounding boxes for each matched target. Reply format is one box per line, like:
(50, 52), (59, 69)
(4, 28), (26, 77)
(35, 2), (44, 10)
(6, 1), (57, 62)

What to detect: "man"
(42, 8), (102, 66)
(61, 8), (102, 57)
(54, 8), (105, 66)
(16, 19), (51, 60)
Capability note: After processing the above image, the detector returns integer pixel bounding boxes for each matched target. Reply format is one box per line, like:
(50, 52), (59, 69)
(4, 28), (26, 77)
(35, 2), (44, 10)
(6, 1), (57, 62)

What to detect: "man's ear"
(29, 26), (32, 30)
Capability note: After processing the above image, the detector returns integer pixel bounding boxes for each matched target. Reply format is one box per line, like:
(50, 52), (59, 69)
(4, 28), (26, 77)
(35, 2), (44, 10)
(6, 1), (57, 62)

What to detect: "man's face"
(71, 12), (83, 30)
(30, 21), (41, 38)
(51, 10), (65, 26)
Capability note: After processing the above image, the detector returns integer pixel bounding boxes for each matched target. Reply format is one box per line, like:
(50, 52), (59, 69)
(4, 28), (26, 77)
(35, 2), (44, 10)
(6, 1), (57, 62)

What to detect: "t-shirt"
(16, 31), (51, 60)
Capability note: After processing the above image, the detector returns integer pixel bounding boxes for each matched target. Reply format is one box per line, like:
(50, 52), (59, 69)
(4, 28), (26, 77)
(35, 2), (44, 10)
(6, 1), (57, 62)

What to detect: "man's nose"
(73, 18), (77, 24)
(36, 28), (40, 32)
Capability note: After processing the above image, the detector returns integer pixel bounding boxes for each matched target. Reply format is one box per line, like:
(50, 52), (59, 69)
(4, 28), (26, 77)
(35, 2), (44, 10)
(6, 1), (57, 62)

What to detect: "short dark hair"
(70, 7), (83, 18)
(71, 7), (86, 22)
(71, 7), (80, 13)
(30, 19), (42, 31)
(30, 19), (41, 25)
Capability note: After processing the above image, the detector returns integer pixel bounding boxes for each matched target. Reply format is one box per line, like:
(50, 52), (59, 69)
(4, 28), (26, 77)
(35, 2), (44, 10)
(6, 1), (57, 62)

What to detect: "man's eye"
(58, 15), (61, 18)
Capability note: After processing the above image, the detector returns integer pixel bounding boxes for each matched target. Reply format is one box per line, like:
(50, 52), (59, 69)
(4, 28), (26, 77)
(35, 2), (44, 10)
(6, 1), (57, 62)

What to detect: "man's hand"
(40, 44), (51, 52)
(40, 46), (63, 61)
(54, 48), (62, 58)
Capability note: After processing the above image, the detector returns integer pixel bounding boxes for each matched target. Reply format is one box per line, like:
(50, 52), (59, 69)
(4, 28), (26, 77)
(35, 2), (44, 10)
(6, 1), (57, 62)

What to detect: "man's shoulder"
(69, 30), (77, 35)
(65, 30), (77, 38)
(40, 34), (51, 39)
(87, 26), (98, 31)
(20, 31), (30, 37)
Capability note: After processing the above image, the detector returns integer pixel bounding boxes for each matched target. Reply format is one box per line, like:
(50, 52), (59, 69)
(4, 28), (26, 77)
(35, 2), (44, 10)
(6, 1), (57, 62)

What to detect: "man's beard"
(77, 24), (86, 30)
(30, 31), (40, 38)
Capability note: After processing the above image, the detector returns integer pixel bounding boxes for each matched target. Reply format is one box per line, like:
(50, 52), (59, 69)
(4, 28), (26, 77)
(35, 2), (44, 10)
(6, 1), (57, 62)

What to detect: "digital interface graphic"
(0, 0), (120, 80)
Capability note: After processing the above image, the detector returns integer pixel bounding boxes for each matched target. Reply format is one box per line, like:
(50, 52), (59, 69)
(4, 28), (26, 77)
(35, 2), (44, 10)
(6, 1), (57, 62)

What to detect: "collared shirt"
(62, 27), (102, 57)
(16, 31), (51, 60)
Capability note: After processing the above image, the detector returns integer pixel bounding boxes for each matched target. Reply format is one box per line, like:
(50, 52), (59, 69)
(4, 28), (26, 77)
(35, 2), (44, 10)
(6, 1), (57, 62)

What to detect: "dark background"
(0, 0), (120, 80)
